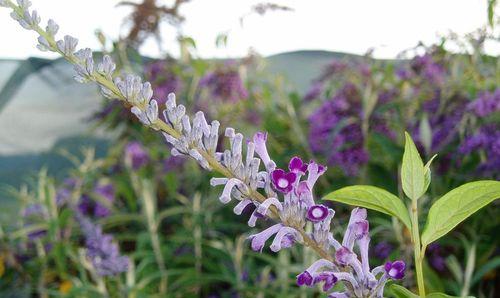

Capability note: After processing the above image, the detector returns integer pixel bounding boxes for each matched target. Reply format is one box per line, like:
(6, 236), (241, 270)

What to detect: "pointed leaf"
(324, 185), (411, 229)
(423, 154), (437, 194)
(401, 132), (425, 200)
(421, 180), (500, 246)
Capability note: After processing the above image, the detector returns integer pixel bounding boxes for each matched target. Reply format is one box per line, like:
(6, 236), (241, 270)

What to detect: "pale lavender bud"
(248, 223), (282, 252)
(269, 226), (301, 252)
(46, 19), (58, 35)
(253, 132), (275, 171)
(56, 35), (78, 56)
(97, 55), (116, 78)
(233, 199), (253, 215)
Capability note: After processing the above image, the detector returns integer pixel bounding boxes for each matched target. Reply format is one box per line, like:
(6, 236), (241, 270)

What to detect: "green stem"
(410, 200), (425, 297)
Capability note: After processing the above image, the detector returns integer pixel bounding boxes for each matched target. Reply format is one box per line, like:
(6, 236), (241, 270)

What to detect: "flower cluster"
(199, 64), (248, 102)
(145, 60), (183, 106)
(308, 83), (369, 176)
(75, 211), (129, 276)
(2, 1), (405, 294)
(459, 124), (500, 179)
(296, 208), (405, 297)
(124, 141), (150, 170)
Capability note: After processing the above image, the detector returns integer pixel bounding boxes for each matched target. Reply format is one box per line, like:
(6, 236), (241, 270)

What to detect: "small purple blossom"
(76, 211), (129, 276)
(306, 204), (329, 222)
(467, 89), (500, 117)
(145, 60), (183, 105)
(199, 66), (248, 102)
(125, 141), (149, 170)
(55, 178), (78, 206)
(314, 272), (338, 292)
(372, 241), (393, 260)
(296, 270), (313, 286)
(288, 156), (308, 174)
(384, 260), (406, 280)
(270, 169), (296, 193)
(304, 82), (322, 101)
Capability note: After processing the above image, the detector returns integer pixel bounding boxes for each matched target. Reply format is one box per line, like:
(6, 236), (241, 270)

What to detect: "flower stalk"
(410, 199), (425, 297)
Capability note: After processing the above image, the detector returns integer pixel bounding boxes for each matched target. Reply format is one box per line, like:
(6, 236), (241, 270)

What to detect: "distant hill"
(265, 50), (364, 92)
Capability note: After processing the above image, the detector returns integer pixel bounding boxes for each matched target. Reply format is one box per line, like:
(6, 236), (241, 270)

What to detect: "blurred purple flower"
(304, 82), (322, 101)
(145, 60), (183, 105)
(467, 89), (500, 117)
(410, 54), (445, 85)
(372, 241), (394, 260)
(459, 124), (500, 178)
(199, 67), (248, 102)
(125, 141), (149, 170)
(318, 60), (348, 81)
(55, 178), (78, 206)
(163, 155), (185, 172)
(426, 243), (449, 272)
(308, 84), (370, 176)
(76, 211), (129, 276)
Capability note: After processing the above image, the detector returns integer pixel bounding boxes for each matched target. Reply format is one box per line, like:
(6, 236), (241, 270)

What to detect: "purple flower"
(467, 89), (500, 117)
(55, 178), (78, 206)
(384, 260), (406, 280)
(76, 211), (129, 276)
(125, 141), (149, 170)
(307, 83), (376, 176)
(145, 60), (183, 105)
(314, 272), (338, 292)
(410, 54), (445, 85)
(270, 169), (296, 193)
(288, 156), (308, 174)
(306, 204), (329, 222)
(372, 241), (393, 260)
(296, 271), (313, 286)
(304, 82), (322, 101)
(162, 155), (185, 172)
(199, 66), (248, 102)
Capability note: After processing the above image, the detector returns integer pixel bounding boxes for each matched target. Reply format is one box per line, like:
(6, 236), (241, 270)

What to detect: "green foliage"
(421, 180), (500, 247)
(323, 185), (411, 229)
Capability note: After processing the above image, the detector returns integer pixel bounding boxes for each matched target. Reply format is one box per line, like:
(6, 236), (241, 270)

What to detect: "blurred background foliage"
(0, 0), (498, 297)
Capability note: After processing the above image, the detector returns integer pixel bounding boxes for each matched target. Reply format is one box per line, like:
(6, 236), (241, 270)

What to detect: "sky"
(0, 0), (497, 60)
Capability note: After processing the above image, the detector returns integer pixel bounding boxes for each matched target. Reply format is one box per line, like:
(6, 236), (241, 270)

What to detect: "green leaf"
(323, 185), (411, 229)
(389, 284), (418, 298)
(401, 132), (425, 200)
(423, 154), (437, 194)
(421, 180), (500, 246)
